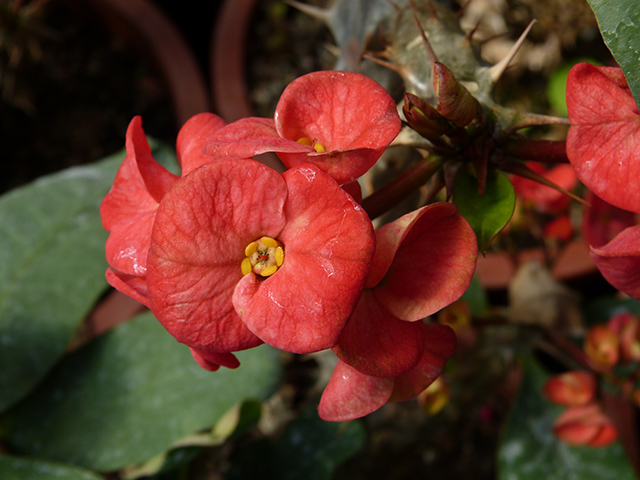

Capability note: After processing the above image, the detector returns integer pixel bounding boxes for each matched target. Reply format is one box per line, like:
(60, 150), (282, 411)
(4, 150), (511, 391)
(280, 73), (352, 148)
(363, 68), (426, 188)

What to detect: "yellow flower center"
(241, 236), (284, 277)
(297, 136), (326, 153)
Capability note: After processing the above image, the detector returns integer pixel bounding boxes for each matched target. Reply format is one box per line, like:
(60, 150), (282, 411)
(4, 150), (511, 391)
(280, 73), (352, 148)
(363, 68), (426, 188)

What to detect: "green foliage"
(587, 0), (640, 109)
(498, 356), (637, 480)
(453, 168), (516, 254)
(226, 409), (365, 480)
(0, 455), (103, 480)
(1, 312), (281, 472)
(0, 154), (119, 412)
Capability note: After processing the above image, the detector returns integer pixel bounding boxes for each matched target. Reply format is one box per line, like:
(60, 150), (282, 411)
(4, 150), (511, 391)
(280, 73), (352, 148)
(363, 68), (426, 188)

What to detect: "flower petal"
(582, 190), (637, 248)
(105, 268), (150, 308)
(332, 291), (427, 377)
(105, 210), (155, 277)
(318, 359), (394, 422)
(177, 112), (228, 175)
(370, 203), (477, 321)
(189, 347), (240, 371)
(147, 159), (287, 353)
(204, 117), (314, 159)
(233, 164), (375, 353)
(591, 225), (640, 299)
(101, 116), (178, 231)
(274, 71), (401, 183)
(389, 323), (456, 402)
(566, 63), (640, 213)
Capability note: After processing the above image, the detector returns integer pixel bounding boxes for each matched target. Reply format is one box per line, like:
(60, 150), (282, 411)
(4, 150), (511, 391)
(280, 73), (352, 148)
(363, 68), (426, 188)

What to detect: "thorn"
(465, 15), (482, 43)
(409, 0), (438, 64)
(284, 0), (330, 22)
(457, 0), (476, 17)
(362, 52), (408, 77)
(487, 19), (537, 83)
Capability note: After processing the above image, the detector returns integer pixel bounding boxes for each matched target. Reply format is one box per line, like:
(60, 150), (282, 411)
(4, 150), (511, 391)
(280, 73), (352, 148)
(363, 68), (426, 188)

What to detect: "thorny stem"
(362, 155), (443, 220)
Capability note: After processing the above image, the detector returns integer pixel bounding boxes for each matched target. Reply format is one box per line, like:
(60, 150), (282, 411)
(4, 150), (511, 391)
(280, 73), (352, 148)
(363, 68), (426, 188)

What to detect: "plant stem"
(362, 155), (443, 220)
(504, 138), (569, 163)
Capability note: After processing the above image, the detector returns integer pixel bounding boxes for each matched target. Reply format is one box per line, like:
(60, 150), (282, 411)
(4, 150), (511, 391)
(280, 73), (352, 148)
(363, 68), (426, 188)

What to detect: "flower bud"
(584, 325), (620, 369)
(553, 403), (618, 448)
(432, 62), (479, 127)
(418, 377), (450, 415)
(543, 370), (596, 407)
(619, 316), (640, 362)
(403, 92), (452, 141)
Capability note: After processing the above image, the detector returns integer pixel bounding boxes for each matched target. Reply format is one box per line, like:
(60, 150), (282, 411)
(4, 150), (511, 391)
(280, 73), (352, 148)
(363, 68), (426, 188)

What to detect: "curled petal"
(147, 159), (287, 353)
(101, 116), (178, 231)
(275, 71), (401, 183)
(106, 269), (150, 308)
(369, 203), (477, 321)
(332, 291), (426, 377)
(105, 210), (155, 277)
(318, 359), (394, 422)
(566, 63), (640, 213)
(591, 226), (640, 300)
(189, 347), (240, 372)
(204, 117), (313, 159)
(177, 112), (228, 175)
(233, 164), (375, 353)
(389, 323), (456, 402)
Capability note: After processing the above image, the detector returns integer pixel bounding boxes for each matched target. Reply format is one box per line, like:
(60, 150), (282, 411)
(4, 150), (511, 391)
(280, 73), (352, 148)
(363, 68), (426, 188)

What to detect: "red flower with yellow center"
(146, 159), (375, 360)
(204, 70), (402, 184)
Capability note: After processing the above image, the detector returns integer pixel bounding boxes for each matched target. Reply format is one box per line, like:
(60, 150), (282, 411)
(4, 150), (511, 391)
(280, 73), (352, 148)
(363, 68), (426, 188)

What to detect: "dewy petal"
(591, 225), (640, 300)
(204, 117), (314, 159)
(147, 159), (287, 353)
(332, 290), (427, 378)
(100, 116), (178, 231)
(318, 359), (394, 422)
(274, 71), (401, 184)
(369, 203), (477, 321)
(566, 63), (640, 213)
(389, 323), (456, 402)
(233, 164), (375, 354)
(105, 210), (155, 277)
(177, 112), (228, 175)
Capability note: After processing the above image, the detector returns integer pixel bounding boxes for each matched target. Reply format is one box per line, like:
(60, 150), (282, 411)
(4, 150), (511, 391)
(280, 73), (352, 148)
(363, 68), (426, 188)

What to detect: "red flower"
(146, 159), (375, 360)
(553, 402), (618, 448)
(318, 203), (478, 421)
(510, 162), (577, 214)
(100, 114), (227, 307)
(566, 63), (640, 213)
(543, 370), (597, 407)
(204, 71), (402, 184)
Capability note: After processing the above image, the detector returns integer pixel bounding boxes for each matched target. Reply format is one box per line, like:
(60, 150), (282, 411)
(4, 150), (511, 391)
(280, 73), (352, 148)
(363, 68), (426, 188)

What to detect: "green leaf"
(498, 355), (637, 480)
(0, 155), (120, 413)
(586, 0), (640, 109)
(227, 409), (365, 480)
(452, 168), (515, 253)
(0, 455), (102, 480)
(1, 312), (282, 472)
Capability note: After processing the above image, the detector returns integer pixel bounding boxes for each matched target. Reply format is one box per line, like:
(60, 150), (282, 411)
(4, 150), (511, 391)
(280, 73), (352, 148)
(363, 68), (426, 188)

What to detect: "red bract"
(566, 63), (640, 213)
(146, 159), (375, 358)
(318, 203), (478, 421)
(204, 71), (402, 184)
(591, 226), (640, 299)
(100, 114), (228, 307)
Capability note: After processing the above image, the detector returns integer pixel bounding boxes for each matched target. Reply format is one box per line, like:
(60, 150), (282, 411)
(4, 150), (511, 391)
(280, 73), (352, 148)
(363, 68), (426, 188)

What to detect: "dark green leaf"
(0, 155), (120, 412)
(2, 312), (282, 472)
(586, 0), (640, 109)
(227, 409), (365, 480)
(453, 168), (515, 253)
(498, 355), (637, 480)
(0, 455), (102, 480)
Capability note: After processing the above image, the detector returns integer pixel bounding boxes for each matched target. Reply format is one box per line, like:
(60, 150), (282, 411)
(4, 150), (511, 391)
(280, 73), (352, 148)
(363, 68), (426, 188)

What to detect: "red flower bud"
(403, 92), (452, 141)
(553, 403), (618, 448)
(432, 62), (479, 127)
(543, 370), (597, 407)
(584, 325), (620, 369)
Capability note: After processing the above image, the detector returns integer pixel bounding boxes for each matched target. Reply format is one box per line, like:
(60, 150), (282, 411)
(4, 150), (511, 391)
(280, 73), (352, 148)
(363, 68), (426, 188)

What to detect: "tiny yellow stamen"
(297, 137), (313, 146)
(260, 265), (278, 277)
(313, 142), (326, 153)
(241, 257), (252, 275)
(241, 236), (284, 277)
(245, 241), (258, 257)
(260, 236), (278, 248)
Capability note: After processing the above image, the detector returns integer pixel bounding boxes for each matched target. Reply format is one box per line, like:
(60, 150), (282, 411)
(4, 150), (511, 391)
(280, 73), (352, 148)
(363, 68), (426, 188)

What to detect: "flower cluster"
(101, 71), (478, 420)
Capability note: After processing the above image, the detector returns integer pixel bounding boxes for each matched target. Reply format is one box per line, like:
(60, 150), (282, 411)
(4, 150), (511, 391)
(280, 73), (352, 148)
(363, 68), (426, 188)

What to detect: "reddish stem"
(504, 138), (569, 164)
(362, 155), (443, 220)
